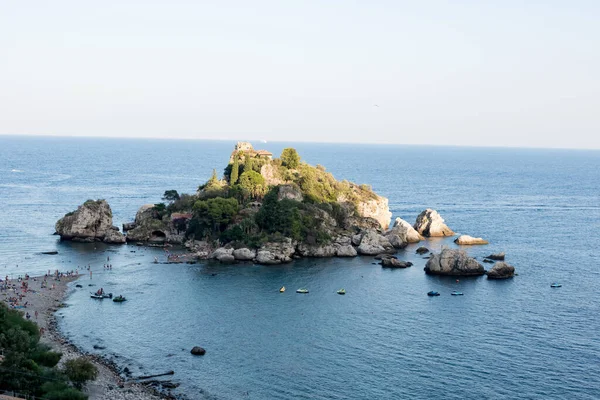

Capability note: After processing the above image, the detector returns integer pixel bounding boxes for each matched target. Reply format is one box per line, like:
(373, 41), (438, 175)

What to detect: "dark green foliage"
(0, 303), (88, 398)
(220, 225), (245, 242)
(63, 358), (98, 390)
(188, 197), (239, 239)
(31, 344), (62, 368)
(255, 187), (329, 243)
(280, 148), (300, 169)
(238, 170), (267, 200)
(167, 193), (196, 213)
(42, 381), (88, 400)
(162, 190), (180, 202)
(153, 203), (167, 218)
(230, 157), (240, 185)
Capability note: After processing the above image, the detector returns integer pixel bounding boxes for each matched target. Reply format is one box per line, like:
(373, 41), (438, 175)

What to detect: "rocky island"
(54, 142), (514, 276)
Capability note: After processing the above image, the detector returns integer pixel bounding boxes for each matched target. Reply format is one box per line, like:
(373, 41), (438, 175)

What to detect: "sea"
(1, 135), (599, 399)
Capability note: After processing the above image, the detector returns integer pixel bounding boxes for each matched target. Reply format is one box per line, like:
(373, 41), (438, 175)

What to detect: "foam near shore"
(2, 273), (169, 400)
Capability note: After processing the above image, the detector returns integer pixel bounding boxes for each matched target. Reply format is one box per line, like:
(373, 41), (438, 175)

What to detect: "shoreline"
(2, 273), (175, 400)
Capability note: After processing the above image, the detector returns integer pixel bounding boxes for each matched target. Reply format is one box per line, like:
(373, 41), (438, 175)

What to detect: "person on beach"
(90, 270), (92, 279)
(35, 310), (38, 319)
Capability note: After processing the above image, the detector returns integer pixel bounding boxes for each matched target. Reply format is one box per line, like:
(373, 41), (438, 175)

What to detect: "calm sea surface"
(1, 136), (600, 399)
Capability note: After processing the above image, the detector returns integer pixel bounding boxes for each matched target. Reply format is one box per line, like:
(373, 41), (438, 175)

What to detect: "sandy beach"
(1, 273), (170, 400)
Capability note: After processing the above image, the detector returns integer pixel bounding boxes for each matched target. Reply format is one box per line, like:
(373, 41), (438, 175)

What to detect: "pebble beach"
(2, 273), (168, 400)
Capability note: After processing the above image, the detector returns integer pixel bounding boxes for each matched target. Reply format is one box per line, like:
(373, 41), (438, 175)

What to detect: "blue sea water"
(1, 136), (600, 399)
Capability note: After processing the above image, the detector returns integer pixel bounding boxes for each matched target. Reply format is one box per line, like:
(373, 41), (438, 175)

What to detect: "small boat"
(296, 288), (309, 294)
(337, 289), (346, 295)
(451, 291), (464, 296)
(279, 286), (285, 293)
(550, 283), (562, 288)
(427, 291), (440, 297)
(113, 295), (127, 302)
(90, 292), (112, 299)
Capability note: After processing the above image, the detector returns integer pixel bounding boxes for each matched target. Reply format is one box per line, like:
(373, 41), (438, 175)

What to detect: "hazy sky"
(1, 1), (599, 148)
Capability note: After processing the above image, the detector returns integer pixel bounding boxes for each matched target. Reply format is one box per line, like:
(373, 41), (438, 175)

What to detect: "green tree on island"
(281, 148), (300, 169)
(162, 190), (180, 202)
(230, 156), (240, 185)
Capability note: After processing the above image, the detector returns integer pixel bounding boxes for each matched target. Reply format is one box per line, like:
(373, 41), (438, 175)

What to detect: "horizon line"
(1, 133), (599, 152)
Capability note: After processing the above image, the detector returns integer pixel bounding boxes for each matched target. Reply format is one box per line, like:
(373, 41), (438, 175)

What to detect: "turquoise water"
(1, 136), (600, 399)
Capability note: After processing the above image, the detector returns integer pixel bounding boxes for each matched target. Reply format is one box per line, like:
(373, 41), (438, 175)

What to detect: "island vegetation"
(141, 143), (389, 251)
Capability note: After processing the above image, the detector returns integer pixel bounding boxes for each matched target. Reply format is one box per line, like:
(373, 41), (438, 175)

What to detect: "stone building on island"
(229, 141), (273, 163)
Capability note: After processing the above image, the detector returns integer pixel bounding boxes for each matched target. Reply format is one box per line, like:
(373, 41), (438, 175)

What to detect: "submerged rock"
(416, 246), (430, 255)
(414, 209), (454, 237)
(381, 258), (412, 268)
(487, 262), (515, 279)
(486, 252), (506, 261)
(55, 200), (125, 244)
(190, 346), (206, 356)
(454, 235), (489, 245)
(424, 249), (485, 276)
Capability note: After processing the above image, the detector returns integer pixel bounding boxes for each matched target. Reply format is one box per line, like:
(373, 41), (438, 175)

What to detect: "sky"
(1, 1), (599, 148)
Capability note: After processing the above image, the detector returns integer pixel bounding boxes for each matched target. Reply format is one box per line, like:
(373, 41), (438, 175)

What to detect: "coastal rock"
(334, 235), (352, 246)
(233, 248), (256, 261)
(357, 231), (393, 255)
(424, 249), (485, 276)
(486, 252), (506, 261)
(337, 190), (392, 230)
(386, 234), (408, 249)
(122, 222), (136, 232)
(487, 262), (515, 279)
(416, 247), (429, 255)
(454, 235), (489, 245)
(103, 227), (126, 244)
(125, 204), (167, 242)
(55, 199), (125, 244)
(381, 258), (412, 268)
(334, 244), (357, 257)
(387, 217), (423, 244)
(255, 239), (295, 265)
(260, 163), (285, 186)
(190, 346), (206, 356)
(297, 243), (336, 257)
(414, 209), (455, 237)
(256, 251), (280, 265)
(351, 234), (363, 247)
(277, 184), (303, 202)
(210, 247), (233, 260)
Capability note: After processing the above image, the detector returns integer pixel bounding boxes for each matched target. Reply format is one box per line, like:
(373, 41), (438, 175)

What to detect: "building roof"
(255, 150), (273, 156)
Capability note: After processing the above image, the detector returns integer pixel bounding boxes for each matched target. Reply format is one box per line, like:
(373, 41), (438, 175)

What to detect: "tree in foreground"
(63, 358), (98, 390)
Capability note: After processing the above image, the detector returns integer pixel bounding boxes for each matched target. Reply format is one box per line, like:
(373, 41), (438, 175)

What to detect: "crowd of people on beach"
(0, 269), (78, 309)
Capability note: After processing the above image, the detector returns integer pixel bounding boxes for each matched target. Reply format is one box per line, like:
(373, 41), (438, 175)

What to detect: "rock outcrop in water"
(487, 262), (515, 279)
(386, 217), (423, 247)
(486, 252), (505, 261)
(55, 200), (125, 244)
(414, 209), (454, 237)
(424, 248), (485, 276)
(124, 204), (186, 244)
(454, 235), (489, 245)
